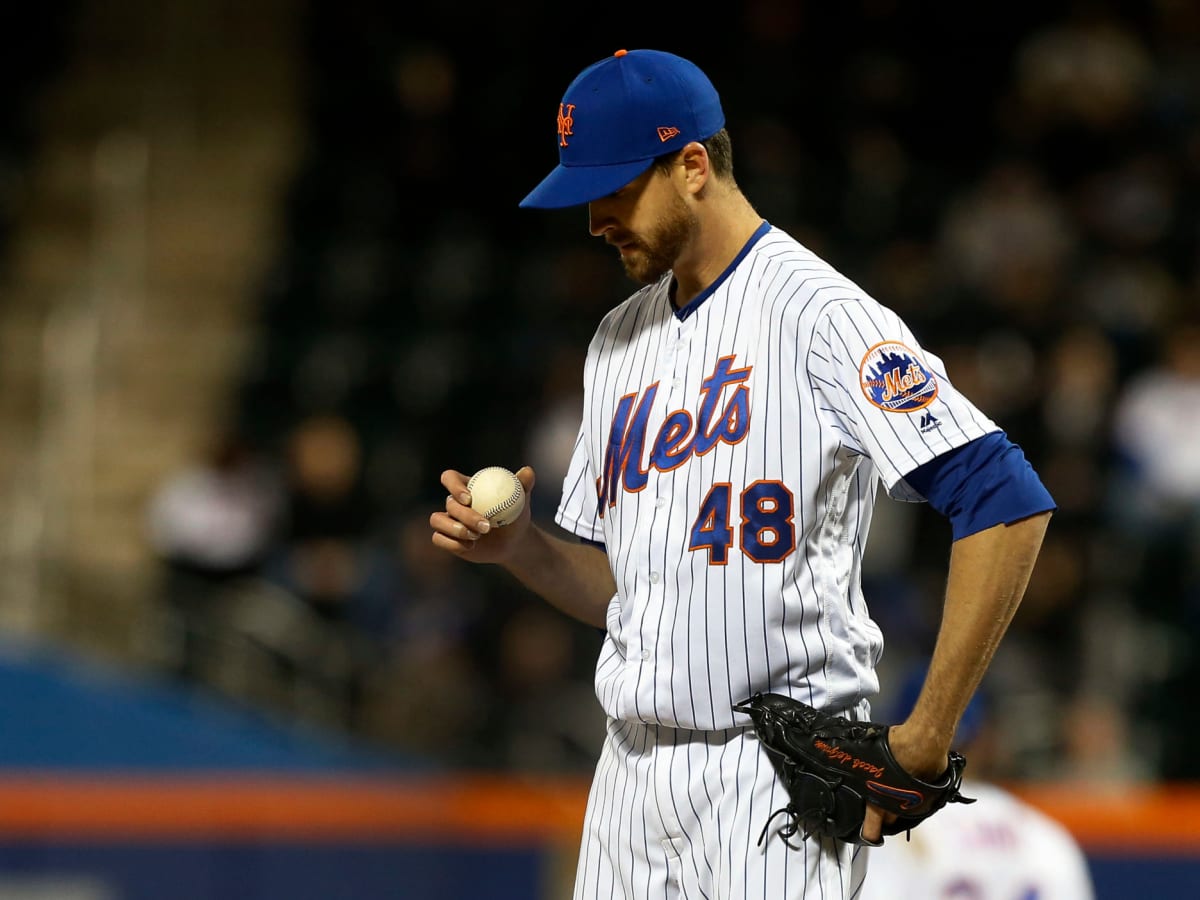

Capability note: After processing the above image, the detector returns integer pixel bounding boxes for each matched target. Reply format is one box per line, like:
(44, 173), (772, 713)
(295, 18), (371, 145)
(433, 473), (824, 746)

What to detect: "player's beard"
(616, 191), (698, 285)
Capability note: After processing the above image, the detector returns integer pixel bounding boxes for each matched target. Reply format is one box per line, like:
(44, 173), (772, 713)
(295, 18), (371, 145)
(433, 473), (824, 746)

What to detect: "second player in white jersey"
(858, 781), (1097, 900)
(556, 222), (999, 732)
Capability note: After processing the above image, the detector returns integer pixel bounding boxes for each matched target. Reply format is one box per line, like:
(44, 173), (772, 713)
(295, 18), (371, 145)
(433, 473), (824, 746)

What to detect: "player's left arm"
(863, 431), (1055, 842)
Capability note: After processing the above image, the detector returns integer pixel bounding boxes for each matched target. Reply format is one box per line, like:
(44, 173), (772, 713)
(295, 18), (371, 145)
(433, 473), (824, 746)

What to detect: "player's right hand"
(429, 465), (535, 564)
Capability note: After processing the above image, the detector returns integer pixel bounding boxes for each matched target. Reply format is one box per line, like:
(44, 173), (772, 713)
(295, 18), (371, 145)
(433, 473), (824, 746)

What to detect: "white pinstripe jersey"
(556, 223), (998, 731)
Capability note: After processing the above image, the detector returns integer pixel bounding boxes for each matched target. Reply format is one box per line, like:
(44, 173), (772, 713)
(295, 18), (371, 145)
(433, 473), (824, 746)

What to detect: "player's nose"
(587, 203), (614, 237)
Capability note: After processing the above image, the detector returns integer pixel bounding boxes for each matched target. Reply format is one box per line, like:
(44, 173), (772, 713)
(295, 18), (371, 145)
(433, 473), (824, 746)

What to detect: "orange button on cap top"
(614, 49), (628, 57)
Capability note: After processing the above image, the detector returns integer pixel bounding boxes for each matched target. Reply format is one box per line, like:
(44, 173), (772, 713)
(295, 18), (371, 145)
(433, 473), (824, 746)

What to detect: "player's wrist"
(887, 721), (954, 777)
(500, 520), (543, 571)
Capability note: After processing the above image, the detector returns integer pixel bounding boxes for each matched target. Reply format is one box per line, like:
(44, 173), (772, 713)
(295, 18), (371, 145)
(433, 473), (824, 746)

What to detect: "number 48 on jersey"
(688, 480), (796, 565)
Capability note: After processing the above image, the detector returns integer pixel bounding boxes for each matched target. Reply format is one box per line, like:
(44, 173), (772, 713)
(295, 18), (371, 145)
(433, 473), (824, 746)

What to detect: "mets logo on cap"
(859, 341), (939, 412)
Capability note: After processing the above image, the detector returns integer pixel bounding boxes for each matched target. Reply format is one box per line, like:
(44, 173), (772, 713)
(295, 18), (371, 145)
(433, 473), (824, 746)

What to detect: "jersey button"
(641, 649), (651, 660)
(649, 571), (661, 584)
(655, 496), (667, 509)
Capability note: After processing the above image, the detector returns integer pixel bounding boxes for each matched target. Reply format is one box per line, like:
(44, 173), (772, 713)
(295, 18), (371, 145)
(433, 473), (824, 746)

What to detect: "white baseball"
(467, 466), (526, 527)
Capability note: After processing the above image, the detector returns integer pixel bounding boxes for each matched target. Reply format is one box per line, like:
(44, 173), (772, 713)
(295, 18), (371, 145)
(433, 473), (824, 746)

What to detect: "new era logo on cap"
(520, 49), (726, 209)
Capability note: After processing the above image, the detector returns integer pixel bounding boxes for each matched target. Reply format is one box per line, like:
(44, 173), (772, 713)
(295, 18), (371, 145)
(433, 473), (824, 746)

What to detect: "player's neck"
(672, 193), (764, 308)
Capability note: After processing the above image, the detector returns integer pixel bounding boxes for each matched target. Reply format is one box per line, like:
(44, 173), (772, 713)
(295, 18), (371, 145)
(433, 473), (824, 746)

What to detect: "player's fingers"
(514, 465), (536, 494)
(443, 494), (492, 534)
(440, 469), (472, 505)
(429, 510), (483, 542)
(860, 804), (887, 847)
(431, 531), (476, 555)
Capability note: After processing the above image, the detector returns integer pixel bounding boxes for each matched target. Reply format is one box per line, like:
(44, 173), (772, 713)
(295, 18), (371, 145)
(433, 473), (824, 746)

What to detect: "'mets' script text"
(597, 355), (752, 514)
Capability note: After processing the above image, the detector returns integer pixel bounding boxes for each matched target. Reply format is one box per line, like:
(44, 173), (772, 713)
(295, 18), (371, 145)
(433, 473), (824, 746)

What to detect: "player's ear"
(678, 141), (710, 196)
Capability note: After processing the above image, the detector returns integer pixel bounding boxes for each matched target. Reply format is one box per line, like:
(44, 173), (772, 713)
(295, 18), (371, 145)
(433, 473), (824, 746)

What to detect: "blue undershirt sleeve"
(902, 432), (1056, 541)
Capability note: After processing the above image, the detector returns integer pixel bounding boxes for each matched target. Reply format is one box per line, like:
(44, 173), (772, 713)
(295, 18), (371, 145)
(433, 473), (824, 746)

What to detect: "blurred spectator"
(1107, 314), (1200, 777)
(1110, 316), (1200, 530)
(1058, 692), (1152, 786)
(253, 412), (400, 729)
(1041, 324), (1119, 455)
(277, 411), (375, 544)
(356, 511), (491, 762)
(144, 429), (284, 681)
(1012, 7), (1153, 135)
(477, 601), (605, 773)
(936, 160), (1077, 332)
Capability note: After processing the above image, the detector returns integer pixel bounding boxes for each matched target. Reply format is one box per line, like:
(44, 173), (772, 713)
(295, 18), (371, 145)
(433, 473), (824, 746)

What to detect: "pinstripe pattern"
(556, 223), (996, 896)
(573, 715), (870, 899)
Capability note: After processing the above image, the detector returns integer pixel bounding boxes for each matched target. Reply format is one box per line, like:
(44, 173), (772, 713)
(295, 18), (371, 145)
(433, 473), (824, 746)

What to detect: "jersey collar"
(671, 220), (772, 321)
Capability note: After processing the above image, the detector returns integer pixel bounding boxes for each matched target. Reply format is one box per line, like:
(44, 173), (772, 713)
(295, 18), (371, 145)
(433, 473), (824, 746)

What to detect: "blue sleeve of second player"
(903, 432), (1056, 541)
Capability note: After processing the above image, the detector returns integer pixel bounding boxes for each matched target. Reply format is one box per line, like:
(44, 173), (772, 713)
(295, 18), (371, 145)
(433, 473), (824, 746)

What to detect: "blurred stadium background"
(1, 0), (1199, 896)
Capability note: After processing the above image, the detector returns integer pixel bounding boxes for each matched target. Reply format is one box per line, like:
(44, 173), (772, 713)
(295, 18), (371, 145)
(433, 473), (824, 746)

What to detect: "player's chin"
(619, 251), (667, 285)
(613, 241), (639, 263)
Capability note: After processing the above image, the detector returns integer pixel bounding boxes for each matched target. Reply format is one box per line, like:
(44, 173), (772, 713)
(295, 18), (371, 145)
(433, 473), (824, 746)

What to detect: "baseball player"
(858, 780), (1096, 900)
(859, 673), (1097, 899)
(429, 48), (1056, 899)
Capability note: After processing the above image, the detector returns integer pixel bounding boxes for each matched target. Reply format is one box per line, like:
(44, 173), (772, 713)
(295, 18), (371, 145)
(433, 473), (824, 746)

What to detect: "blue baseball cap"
(519, 49), (725, 209)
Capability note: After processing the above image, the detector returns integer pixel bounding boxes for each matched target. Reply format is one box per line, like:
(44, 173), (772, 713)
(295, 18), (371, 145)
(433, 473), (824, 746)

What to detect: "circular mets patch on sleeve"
(859, 341), (939, 412)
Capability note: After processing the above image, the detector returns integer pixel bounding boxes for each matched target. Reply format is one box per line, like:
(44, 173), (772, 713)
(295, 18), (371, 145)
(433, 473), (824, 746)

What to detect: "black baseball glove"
(733, 692), (974, 847)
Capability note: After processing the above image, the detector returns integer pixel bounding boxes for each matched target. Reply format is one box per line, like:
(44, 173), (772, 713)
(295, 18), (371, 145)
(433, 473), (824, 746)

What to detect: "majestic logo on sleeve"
(859, 341), (939, 412)
(597, 355), (752, 515)
(557, 103), (576, 147)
